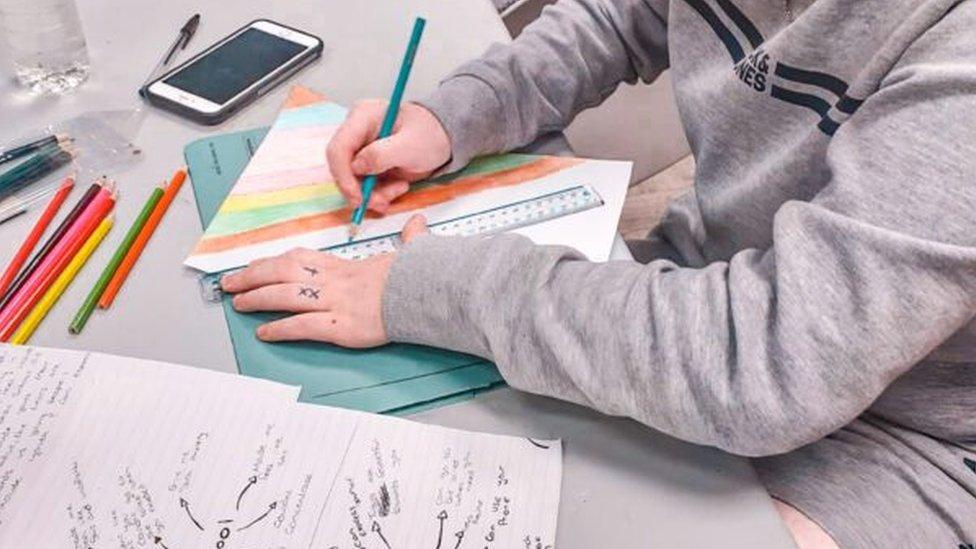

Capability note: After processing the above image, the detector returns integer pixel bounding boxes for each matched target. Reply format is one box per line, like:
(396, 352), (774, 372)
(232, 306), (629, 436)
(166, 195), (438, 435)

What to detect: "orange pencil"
(99, 168), (186, 309)
(0, 176), (74, 297)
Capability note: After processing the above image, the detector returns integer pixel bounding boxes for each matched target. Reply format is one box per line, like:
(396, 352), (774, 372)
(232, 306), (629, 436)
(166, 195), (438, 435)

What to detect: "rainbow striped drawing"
(185, 87), (632, 274)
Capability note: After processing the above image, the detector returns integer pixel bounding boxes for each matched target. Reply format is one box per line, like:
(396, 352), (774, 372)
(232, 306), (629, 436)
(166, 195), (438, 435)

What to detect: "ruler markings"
(199, 185), (603, 302)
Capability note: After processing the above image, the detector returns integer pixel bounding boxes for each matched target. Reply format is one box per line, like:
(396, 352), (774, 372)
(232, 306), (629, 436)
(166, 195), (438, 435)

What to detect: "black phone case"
(144, 19), (323, 126)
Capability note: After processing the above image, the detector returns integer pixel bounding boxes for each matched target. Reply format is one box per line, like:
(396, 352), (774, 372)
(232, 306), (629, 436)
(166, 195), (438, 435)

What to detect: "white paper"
(0, 345), (563, 548)
(184, 157), (632, 274)
(311, 407), (563, 548)
(0, 345), (89, 526)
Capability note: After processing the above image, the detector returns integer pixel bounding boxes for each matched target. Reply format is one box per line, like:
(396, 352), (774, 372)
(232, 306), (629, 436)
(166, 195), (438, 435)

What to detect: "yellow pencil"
(10, 216), (114, 345)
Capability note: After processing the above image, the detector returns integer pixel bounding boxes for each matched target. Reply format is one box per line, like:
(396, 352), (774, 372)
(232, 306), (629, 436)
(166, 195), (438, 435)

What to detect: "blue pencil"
(348, 16), (427, 240)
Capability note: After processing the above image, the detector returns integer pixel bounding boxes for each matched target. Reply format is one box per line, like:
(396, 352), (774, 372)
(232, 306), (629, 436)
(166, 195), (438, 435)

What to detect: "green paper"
(185, 128), (504, 414)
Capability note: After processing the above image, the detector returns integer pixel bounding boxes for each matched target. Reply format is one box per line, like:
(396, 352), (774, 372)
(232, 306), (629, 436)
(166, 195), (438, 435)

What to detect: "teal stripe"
(276, 103), (348, 130)
(206, 194), (348, 237)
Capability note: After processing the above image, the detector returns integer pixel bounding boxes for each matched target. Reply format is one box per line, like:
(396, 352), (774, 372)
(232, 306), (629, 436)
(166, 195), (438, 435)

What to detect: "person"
(219, 0), (976, 546)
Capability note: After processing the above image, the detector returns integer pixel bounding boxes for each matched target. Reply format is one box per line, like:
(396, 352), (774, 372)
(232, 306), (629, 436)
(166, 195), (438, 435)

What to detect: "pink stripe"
(0, 189), (112, 338)
(257, 124), (339, 150)
(231, 165), (335, 195)
(244, 126), (339, 173)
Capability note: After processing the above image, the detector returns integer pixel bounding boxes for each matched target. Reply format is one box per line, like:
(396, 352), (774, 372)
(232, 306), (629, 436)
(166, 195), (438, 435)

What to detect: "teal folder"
(185, 128), (504, 415)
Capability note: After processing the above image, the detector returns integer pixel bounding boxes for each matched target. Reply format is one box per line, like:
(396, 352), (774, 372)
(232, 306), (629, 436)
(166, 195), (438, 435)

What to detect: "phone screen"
(163, 27), (306, 104)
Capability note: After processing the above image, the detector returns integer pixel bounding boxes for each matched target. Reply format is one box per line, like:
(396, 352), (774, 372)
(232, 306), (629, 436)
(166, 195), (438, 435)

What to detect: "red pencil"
(0, 176), (75, 297)
(0, 186), (115, 341)
(0, 180), (101, 311)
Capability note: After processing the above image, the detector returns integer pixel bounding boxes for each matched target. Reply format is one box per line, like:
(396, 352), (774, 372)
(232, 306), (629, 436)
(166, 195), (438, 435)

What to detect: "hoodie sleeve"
(383, 9), (976, 457)
(415, 0), (670, 172)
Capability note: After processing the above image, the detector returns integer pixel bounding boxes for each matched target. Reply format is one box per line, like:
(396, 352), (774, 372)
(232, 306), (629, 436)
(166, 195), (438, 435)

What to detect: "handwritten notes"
(0, 344), (562, 547)
(0, 346), (89, 526)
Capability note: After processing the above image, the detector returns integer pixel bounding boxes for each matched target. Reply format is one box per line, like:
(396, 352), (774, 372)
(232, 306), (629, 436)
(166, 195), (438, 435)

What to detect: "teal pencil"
(348, 16), (427, 240)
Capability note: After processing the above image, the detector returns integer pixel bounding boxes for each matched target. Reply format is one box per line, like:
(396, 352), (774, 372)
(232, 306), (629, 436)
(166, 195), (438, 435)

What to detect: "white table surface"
(0, 1), (794, 547)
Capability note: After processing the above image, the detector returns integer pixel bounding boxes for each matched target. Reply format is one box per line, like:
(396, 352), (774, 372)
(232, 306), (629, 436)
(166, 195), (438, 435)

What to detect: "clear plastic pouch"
(0, 109), (142, 224)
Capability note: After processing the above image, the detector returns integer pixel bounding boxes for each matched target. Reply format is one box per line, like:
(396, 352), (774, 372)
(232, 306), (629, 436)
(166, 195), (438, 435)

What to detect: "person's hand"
(327, 100), (451, 214)
(220, 215), (430, 348)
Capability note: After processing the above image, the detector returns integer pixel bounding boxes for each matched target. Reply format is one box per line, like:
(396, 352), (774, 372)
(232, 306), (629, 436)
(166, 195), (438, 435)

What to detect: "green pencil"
(69, 184), (164, 334)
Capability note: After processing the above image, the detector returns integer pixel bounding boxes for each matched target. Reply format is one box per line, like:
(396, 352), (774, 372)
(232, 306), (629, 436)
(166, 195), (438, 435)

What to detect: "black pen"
(139, 14), (201, 96)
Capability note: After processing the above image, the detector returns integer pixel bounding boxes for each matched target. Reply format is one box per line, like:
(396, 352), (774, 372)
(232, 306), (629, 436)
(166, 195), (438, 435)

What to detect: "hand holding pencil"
(343, 17), (429, 240)
(326, 18), (450, 222)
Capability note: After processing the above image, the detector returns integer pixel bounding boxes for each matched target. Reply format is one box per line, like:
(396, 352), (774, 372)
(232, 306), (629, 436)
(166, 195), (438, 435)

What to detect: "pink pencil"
(0, 185), (115, 341)
(0, 176), (75, 297)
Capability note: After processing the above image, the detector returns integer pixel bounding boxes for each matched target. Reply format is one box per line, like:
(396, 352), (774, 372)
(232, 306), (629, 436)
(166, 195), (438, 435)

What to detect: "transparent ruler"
(199, 184), (603, 302)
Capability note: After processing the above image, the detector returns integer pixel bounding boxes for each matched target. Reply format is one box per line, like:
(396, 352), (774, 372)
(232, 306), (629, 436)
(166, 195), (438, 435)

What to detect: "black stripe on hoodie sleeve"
(774, 62), (850, 98)
(714, 0), (765, 48)
(683, 0), (746, 62)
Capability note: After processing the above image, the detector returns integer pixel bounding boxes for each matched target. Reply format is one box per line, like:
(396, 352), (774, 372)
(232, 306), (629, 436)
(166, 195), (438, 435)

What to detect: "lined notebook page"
(311, 407), (563, 548)
(0, 345), (90, 526)
(0, 344), (562, 548)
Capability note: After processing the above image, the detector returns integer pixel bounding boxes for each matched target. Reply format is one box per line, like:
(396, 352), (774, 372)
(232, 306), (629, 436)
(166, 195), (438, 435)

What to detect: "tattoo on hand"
(303, 266), (319, 277)
(298, 287), (321, 300)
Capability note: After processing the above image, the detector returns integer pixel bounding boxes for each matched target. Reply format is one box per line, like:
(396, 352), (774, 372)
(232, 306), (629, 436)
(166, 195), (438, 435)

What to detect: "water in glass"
(0, 0), (90, 94)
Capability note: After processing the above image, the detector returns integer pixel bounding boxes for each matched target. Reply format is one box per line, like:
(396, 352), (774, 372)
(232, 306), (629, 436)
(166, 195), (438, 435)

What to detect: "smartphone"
(145, 20), (323, 125)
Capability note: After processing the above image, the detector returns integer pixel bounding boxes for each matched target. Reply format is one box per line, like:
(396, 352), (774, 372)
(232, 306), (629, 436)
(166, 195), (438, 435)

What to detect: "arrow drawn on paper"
(236, 476), (257, 510)
(179, 498), (203, 531)
(435, 510), (448, 548)
(372, 520), (392, 549)
(237, 501), (276, 532)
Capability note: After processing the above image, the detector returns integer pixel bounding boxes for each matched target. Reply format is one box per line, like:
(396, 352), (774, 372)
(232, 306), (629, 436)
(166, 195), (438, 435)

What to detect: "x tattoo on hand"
(220, 214), (430, 348)
(298, 287), (321, 300)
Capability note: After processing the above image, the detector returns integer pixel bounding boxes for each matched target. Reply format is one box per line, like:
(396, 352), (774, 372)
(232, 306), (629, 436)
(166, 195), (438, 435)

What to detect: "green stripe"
(205, 194), (348, 237)
(424, 154), (538, 186)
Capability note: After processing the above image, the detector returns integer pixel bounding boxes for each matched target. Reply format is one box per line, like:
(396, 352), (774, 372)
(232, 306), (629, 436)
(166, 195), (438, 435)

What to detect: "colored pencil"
(0, 186), (115, 341)
(0, 182), (101, 310)
(69, 184), (164, 334)
(0, 148), (73, 202)
(0, 176), (74, 297)
(348, 16), (426, 240)
(99, 168), (186, 309)
(0, 134), (68, 167)
(10, 216), (113, 345)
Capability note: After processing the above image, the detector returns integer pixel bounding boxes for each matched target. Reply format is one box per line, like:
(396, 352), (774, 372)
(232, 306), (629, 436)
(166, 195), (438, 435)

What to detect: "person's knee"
(772, 499), (840, 549)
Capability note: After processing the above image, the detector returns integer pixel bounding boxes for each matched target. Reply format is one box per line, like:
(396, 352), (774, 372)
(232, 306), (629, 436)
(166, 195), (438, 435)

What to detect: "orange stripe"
(283, 86), (327, 109)
(193, 156), (582, 255)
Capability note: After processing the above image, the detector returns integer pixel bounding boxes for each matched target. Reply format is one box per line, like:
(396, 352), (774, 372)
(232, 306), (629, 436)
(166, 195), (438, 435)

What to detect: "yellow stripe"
(11, 217), (113, 345)
(218, 183), (340, 213)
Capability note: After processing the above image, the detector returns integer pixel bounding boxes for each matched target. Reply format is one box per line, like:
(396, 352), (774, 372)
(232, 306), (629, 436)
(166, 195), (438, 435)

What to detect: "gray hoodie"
(384, 1), (976, 543)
